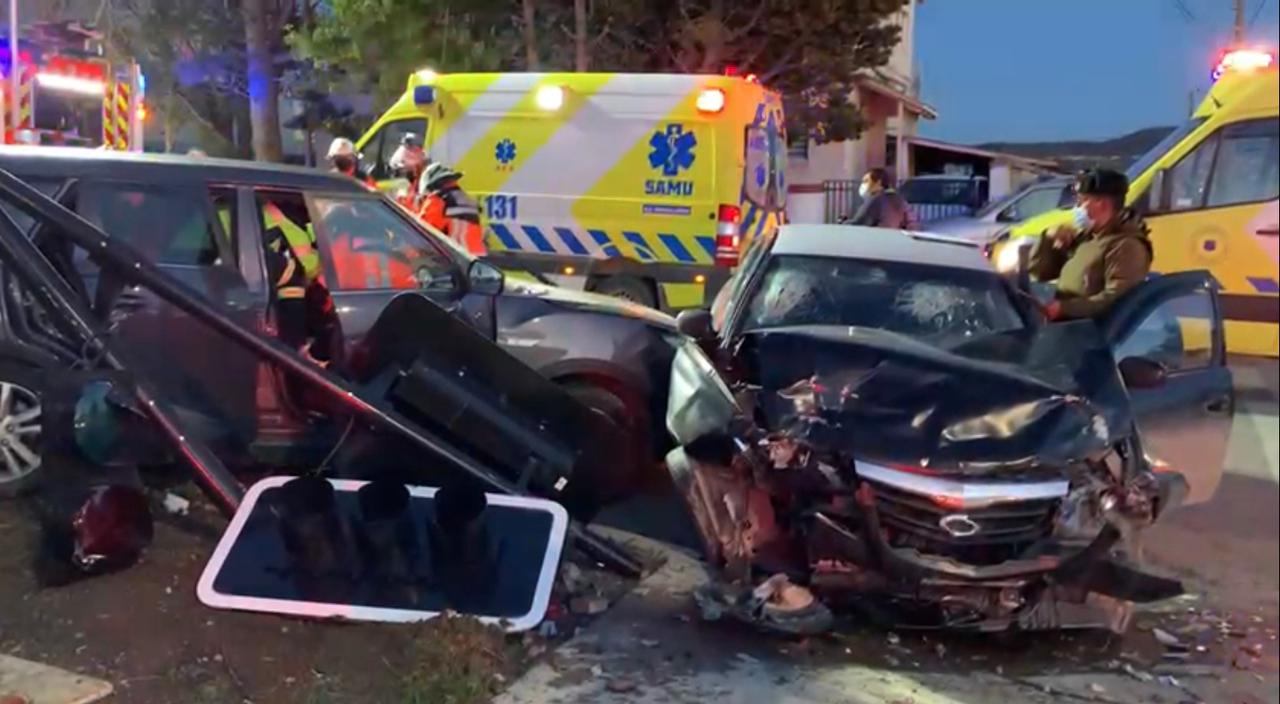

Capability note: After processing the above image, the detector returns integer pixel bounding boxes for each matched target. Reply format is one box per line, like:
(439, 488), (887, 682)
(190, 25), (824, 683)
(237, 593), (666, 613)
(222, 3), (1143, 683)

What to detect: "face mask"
(858, 182), (872, 199)
(1072, 204), (1093, 230)
(332, 155), (355, 173)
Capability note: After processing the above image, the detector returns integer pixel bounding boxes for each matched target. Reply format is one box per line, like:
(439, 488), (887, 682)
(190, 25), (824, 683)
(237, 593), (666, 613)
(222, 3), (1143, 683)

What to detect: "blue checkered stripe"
(488, 223), (718, 264)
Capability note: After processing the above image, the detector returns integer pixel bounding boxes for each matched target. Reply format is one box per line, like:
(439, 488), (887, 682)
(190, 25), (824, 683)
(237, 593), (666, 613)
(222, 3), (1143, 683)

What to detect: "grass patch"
(400, 615), (519, 704)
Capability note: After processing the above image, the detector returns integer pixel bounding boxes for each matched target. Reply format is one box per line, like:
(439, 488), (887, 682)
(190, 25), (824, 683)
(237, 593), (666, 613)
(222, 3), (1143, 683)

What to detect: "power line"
(1172, 0), (1196, 23)
(1248, 0), (1267, 27)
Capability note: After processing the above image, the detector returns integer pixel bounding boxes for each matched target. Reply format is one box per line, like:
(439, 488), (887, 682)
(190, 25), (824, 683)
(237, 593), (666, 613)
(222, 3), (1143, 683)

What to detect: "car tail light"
(715, 204), (741, 267)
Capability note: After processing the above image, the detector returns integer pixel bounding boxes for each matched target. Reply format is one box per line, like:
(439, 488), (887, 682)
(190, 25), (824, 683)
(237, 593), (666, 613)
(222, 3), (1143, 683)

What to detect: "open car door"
(1102, 271), (1235, 505)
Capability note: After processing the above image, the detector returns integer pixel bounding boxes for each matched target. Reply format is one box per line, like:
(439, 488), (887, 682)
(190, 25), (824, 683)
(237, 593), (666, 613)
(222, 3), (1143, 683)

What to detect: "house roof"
(853, 75), (939, 120)
(904, 135), (1061, 171)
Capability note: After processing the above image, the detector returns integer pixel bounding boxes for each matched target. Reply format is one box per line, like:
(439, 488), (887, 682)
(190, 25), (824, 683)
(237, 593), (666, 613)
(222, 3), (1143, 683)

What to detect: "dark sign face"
(198, 477), (568, 631)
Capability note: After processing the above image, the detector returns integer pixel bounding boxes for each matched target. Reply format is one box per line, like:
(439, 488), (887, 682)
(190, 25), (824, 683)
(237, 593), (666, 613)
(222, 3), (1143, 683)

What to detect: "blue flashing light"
(413, 85), (436, 105)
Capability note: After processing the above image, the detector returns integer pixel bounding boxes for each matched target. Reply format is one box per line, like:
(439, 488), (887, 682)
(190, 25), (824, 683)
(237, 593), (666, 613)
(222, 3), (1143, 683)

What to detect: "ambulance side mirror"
(467, 259), (505, 296)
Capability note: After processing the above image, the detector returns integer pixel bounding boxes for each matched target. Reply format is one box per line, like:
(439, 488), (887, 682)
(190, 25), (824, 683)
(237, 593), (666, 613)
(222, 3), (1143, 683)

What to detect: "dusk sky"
(914, 0), (1280, 145)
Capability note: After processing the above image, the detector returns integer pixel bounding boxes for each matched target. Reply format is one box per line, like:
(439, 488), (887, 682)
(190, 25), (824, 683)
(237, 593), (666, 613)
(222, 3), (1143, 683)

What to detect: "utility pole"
(1233, 0), (1246, 43)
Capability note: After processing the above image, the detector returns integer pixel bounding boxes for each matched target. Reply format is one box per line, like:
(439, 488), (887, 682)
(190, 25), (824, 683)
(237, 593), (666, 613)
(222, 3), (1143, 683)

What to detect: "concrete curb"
(0, 655), (112, 704)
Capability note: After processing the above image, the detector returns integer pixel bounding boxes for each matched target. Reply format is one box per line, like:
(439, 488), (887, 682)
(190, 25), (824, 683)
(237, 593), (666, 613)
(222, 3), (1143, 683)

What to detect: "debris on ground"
(569, 596), (610, 616)
(1121, 663), (1154, 683)
(161, 493), (191, 516)
(33, 485), (154, 588)
(605, 677), (638, 694)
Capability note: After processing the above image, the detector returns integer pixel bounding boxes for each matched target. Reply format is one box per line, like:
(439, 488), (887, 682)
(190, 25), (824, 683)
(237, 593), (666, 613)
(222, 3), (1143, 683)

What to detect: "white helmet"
(389, 143), (426, 174)
(419, 162), (463, 194)
(327, 137), (357, 160)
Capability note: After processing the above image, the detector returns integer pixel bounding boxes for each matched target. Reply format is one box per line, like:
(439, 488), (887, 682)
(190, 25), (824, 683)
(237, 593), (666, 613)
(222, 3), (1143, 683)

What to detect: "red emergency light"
(1212, 48), (1276, 80)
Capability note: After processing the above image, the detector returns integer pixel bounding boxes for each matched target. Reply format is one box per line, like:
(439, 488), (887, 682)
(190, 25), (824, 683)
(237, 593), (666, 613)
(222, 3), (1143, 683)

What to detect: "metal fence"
(824, 180), (978, 226)
(823, 180), (860, 223)
(910, 203), (974, 224)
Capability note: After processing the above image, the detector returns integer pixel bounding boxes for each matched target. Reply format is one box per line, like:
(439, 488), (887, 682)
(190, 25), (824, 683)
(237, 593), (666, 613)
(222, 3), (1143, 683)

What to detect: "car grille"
(870, 481), (1060, 566)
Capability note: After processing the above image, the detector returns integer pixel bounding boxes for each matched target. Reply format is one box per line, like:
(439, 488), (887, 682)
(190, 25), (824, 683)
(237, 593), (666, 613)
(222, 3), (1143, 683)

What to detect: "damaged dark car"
(667, 224), (1235, 634)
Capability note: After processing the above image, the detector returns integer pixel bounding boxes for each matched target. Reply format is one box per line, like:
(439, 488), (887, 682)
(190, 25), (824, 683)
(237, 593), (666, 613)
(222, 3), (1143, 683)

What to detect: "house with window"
(786, 0), (938, 223)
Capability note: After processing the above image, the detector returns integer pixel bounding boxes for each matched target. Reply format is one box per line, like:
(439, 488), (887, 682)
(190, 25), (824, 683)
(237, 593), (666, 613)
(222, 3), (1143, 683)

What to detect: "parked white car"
(925, 177), (1074, 244)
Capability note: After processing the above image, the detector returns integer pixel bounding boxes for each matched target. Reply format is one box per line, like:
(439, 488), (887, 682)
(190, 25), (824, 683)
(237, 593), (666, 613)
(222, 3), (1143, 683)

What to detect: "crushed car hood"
(736, 321), (1134, 476)
(503, 278), (676, 329)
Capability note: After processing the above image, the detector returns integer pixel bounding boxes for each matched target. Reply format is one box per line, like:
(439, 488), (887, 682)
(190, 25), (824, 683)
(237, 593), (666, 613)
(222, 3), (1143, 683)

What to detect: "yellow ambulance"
(1001, 49), (1279, 357)
(357, 71), (788, 310)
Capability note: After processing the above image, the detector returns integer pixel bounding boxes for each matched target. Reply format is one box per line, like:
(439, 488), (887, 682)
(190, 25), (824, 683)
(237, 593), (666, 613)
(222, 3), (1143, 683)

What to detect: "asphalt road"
(517, 358), (1280, 704)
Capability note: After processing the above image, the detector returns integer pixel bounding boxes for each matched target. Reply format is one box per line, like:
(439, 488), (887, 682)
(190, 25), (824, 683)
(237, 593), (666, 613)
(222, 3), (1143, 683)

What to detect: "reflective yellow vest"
(262, 202), (321, 282)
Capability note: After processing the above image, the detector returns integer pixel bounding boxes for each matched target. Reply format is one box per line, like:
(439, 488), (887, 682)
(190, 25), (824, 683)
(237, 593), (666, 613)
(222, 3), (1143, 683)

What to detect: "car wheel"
(561, 381), (650, 497)
(0, 362), (46, 499)
(591, 276), (657, 309)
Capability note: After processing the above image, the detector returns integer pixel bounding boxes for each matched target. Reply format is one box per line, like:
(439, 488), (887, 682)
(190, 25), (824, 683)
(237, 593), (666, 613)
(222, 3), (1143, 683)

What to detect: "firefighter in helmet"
(326, 137), (375, 187)
(388, 133), (428, 210)
(417, 162), (485, 255)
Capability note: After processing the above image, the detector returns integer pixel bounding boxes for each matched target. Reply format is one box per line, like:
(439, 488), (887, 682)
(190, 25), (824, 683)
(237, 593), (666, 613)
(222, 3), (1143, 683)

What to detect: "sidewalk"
(0, 655), (111, 704)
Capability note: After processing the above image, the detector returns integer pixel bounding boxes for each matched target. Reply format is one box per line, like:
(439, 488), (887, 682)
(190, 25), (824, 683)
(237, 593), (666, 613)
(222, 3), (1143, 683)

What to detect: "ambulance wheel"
(591, 276), (657, 309)
(0, 361), (46, 499)
(561, 381), (649, 497)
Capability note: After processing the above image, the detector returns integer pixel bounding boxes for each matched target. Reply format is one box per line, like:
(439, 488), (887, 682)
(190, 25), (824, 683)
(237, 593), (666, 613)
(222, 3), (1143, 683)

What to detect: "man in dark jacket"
(1030, 169), (1153, 320)
(849, 168), (913, 229)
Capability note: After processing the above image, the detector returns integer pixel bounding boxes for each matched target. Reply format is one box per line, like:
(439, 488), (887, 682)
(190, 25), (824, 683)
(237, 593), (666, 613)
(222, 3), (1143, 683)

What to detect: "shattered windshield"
(742, 255), (1025, 340)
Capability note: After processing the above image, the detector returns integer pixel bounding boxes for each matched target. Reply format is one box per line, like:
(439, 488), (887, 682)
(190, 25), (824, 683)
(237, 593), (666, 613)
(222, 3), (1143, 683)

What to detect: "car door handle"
(1204, 397), (1232, 415)
(1257, 225), (1279, 237)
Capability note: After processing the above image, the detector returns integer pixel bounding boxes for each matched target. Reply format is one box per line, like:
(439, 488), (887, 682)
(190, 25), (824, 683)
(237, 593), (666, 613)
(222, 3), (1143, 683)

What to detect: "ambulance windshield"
(1126, 118), (1205, 183)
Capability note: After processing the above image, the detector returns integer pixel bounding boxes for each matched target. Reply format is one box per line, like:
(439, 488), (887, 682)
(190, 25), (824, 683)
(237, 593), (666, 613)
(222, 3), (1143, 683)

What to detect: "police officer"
(1029, 169), (1153, 321)
(418, 162), (485, 255)
(326, 137), (375, 187)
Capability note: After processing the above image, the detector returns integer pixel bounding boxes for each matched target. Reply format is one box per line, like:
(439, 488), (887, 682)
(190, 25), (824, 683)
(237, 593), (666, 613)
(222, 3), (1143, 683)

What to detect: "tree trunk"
(241, 0), (284, 162)
(522, 0), (540, 70)
(574, 0), (588, 71)
(163, 93), (175, 153)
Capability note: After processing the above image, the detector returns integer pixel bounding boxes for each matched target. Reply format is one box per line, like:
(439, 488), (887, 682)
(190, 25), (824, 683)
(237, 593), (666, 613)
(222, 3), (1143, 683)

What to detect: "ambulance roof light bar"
(1212, 48), (1276, 80)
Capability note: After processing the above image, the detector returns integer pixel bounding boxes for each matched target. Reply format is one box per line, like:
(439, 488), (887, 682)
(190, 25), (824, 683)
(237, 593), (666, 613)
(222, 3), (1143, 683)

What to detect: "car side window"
(1113, 290), (1215, 372)
(209, 187), (238, 262)
(1005, 187), (1061, 222)
(77, 182), (222, 266)
(366, 119), (429, 181)
(1206, 119), (1280, 208)
(1056, 185), (1076, 208)
(1166, 134), (1220, 212)
(310, 195), (456, 292)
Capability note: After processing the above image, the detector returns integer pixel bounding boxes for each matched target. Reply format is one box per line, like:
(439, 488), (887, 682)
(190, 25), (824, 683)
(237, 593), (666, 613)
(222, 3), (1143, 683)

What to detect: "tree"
(104, 0), (251, 155)
(598, 0), (907, 144)
(522, 0), (540, 69)
(290, 0), (517, 109)
(242, 0), (284, 161)
(573, 0), (587, 71)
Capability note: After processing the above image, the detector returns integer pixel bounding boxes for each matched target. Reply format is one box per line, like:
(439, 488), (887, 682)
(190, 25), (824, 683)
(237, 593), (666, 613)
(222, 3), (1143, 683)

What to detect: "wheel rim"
(0, 380), (42, 483)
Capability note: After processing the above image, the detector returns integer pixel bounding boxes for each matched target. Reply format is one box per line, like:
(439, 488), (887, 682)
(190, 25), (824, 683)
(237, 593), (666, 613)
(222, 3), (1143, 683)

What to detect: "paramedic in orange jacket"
(417, 163), (486, 255)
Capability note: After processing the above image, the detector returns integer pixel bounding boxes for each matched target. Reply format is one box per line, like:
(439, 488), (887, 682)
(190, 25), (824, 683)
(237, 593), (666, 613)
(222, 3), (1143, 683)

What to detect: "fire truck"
(0, 21), (144, 150)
